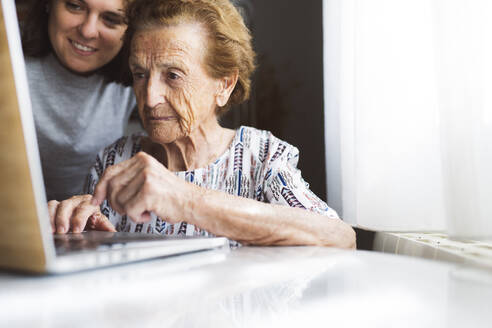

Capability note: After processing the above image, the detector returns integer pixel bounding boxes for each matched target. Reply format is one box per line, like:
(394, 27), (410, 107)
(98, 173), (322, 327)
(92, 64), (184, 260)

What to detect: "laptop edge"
(0, 0), (55, 274)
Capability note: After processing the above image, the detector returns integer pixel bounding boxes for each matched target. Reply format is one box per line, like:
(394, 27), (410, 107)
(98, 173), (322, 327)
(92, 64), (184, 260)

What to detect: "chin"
(148, 131), (179, 145)
(145, 124), (186, 145)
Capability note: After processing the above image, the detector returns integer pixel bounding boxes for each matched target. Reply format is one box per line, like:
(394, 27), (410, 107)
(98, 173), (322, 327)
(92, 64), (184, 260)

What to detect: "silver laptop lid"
(0, 0), (55, 273)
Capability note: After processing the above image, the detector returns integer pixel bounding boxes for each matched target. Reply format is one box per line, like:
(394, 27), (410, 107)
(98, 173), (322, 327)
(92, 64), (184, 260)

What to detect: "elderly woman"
(49, 0), (356, 248)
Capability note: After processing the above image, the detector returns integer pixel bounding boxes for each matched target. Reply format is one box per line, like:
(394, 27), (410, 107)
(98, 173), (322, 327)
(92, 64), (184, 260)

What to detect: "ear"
(216, 70), (239, 107)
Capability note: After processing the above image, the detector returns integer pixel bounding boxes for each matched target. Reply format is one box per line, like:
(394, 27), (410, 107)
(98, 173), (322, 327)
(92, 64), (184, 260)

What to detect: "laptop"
(0, 0), (228, 274)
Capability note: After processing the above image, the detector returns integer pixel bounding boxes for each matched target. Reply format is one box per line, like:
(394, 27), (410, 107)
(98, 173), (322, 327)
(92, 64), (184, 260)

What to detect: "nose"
(145, 76), (165, 109)
(78, 15), (98, 39)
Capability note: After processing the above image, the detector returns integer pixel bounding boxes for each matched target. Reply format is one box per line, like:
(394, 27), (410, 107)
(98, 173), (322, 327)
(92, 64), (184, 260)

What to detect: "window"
(323, 0), (492, 239)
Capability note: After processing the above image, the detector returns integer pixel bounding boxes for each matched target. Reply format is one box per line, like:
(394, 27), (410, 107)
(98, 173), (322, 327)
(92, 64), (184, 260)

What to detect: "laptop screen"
(0, 0), (54, 273)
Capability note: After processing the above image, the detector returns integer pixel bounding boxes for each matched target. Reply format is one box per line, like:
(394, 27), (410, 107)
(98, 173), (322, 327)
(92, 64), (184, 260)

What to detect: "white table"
(1, 247), (491, 327)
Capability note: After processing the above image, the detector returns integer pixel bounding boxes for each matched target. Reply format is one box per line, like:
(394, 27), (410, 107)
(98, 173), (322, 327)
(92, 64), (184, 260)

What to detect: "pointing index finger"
(91, 155), (141, 206)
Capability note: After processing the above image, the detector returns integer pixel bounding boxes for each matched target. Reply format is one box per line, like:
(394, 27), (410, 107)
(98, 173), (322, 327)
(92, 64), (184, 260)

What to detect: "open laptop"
(0, 0), (228, 274)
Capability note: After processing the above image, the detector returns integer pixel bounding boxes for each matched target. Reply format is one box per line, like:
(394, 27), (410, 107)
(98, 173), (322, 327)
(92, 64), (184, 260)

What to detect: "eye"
(65, 1), (83, 12)
(132, 71), (146, 80)
(102, 14), (125, 28)
(167, 72), (180, 81)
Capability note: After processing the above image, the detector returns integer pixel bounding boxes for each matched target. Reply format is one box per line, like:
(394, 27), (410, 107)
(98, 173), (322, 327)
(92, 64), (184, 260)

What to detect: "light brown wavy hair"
(124, 0), (256, 114)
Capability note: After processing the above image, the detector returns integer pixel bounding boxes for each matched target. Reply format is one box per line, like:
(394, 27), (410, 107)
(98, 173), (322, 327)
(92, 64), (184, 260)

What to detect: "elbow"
(341, 225), (357, 249)
(319, 220), (357, 249)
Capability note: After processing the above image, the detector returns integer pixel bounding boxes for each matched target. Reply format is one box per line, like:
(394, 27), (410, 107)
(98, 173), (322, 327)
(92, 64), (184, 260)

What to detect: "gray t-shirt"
(26, 54), (136, 201)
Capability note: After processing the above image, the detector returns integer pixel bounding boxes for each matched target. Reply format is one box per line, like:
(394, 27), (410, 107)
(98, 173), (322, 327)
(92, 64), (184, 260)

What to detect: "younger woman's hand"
(47, 195), (116, 234)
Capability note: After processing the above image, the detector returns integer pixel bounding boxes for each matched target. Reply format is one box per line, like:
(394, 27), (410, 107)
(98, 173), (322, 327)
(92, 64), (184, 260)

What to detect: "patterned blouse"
(84, 126), (339, 241)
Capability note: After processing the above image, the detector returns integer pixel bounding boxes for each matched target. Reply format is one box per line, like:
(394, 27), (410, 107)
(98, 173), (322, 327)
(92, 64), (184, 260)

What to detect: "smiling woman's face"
(130, 23), (222, 144)
(48, 0), (127, 74)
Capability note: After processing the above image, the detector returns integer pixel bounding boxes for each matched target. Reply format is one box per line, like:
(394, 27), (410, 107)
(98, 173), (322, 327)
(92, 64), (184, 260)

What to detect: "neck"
(145, 117), (234, 172)
(50, 51), (98, 78)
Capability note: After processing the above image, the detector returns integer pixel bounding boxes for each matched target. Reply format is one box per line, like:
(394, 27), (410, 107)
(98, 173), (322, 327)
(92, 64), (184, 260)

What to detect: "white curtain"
(323, 0), (492, 238)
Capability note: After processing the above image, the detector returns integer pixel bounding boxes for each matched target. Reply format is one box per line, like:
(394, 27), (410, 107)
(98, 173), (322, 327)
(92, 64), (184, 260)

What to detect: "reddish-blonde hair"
(125, 0), (256, 113)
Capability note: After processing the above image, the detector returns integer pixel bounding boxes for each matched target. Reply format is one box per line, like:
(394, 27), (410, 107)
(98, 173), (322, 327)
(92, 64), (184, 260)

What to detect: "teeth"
(71, 40), (96, 52)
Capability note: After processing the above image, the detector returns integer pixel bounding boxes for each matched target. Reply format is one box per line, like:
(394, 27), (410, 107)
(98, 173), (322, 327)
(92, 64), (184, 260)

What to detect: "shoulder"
(105, 79), (134, 95)
(103, 80), (136, 112)
(24, 55), (45, 79)
(24, 55), (38, 67)
(96, 133), (145, 171)
(236, 126), (295, 150)
(25, 53), (61, 78)
(86, 133), (145, 192)
(236, 126), (300, 167)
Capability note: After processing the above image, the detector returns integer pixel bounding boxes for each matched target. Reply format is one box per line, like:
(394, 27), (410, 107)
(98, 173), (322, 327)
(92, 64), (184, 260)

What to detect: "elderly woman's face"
(130, 23), (223, 144)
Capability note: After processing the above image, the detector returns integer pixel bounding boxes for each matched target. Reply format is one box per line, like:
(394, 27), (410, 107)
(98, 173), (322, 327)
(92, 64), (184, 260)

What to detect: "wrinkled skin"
(48, 195), (115, 234)
(129, 23), (232, 148)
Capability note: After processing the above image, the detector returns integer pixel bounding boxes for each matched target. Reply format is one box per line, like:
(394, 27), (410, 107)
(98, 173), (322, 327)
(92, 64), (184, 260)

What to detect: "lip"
(69, 38), (98, 56)
(148, 116), (177, 121)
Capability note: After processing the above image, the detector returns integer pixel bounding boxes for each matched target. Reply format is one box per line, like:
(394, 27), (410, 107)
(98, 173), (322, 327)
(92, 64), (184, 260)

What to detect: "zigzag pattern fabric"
(85, 126), (339, 243)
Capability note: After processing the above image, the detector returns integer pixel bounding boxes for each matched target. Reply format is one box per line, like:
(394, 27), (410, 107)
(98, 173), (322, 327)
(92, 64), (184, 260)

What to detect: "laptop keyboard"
(54, 231), (192, 255)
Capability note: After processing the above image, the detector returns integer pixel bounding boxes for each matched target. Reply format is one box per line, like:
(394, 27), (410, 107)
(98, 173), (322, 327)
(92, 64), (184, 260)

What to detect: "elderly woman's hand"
(91, 152), (192, 224)
(48, 195), (116, 234)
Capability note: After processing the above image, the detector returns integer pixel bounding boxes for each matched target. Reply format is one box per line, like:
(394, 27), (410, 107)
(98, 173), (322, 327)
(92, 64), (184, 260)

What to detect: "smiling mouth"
(69, 39), (97, 53)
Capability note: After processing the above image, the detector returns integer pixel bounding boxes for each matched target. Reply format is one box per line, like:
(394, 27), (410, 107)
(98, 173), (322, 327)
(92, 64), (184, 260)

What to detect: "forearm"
(185, 185), (356, 248)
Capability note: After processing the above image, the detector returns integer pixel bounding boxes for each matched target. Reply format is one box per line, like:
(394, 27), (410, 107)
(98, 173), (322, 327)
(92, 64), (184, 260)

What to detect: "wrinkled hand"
(48, 194), (116, 234)
(91, 152), (192, 224)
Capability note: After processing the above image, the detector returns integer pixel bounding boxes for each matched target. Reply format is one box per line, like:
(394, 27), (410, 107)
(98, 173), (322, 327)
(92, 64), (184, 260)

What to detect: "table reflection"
(2, 248), (492, 327)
